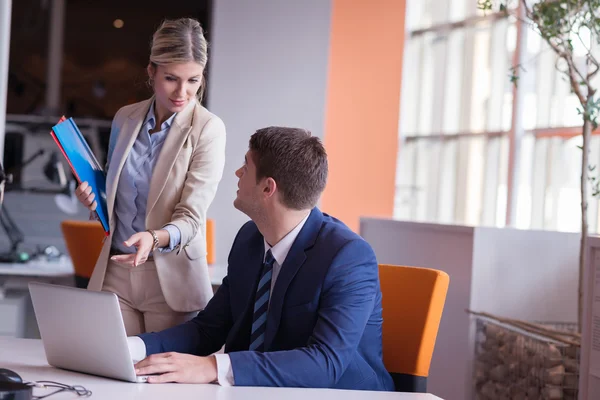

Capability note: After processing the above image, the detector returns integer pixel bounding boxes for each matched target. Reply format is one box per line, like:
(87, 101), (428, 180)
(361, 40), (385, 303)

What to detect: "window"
(396, 0), (600, 233)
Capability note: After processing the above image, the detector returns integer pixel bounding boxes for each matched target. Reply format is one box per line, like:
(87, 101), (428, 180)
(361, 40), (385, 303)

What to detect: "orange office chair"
(60, 220), (105, 288)
(206, 218), (215, 265)
(379, 264), (449, 392)
(61, 218), (217, 287)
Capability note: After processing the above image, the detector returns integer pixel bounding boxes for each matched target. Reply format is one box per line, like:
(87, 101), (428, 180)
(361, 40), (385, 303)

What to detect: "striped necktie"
(249, 249), (276, 351)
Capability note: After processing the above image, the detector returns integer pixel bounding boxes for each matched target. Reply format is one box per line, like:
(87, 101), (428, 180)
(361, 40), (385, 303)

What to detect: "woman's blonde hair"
(149, 18), (208, 100)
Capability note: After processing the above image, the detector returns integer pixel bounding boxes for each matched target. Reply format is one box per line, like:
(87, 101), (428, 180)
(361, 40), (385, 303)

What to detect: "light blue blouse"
(111, 102), (181, 254)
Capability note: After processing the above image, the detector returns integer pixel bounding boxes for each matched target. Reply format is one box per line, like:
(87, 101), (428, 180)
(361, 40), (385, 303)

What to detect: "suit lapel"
(106, 98), (152, 218)
(146, 99), (196, 218)
(228, 231), (266, 345)
(263, 208), (324, 350)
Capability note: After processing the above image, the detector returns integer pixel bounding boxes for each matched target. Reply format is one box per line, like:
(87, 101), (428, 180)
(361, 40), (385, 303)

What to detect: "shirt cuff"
(158, 224), (181, 253)
(127, 336), (147, 363)
(214, 354), (234, 386)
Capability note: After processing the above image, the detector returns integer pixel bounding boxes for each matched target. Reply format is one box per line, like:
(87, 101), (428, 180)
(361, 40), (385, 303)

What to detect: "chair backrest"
(60, 220), (105, 286)
(379, 264), (449, 392)
(206, 218), (215, 265)
(61, 218), (217, 274)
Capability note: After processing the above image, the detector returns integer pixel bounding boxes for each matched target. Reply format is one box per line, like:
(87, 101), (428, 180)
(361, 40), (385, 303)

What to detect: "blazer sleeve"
(228, 239), (379, 388)
(168, 115), (226, 252)
(138, 272), (234, 356)
(137, 222), (252, 356)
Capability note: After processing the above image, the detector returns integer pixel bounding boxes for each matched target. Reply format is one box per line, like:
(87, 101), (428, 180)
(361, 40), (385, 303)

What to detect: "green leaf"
(508, 64), (520, 87)
(477, 0), (493, 11)
(577, 145), (584, 150)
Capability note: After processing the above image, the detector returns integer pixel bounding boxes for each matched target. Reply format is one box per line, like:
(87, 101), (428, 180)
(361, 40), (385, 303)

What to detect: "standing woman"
(76, 18), (226, 335)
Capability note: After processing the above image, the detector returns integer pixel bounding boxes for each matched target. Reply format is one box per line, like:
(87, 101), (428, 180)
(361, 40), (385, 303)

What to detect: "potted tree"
(471, 1), (599, 398)
(480, 0), (599, 336)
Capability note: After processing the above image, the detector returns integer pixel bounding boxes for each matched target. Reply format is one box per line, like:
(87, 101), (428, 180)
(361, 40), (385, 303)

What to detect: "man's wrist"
(127, 336), (147, 362)
(208, 355), (218, 383)
(213, 354), (234, 386)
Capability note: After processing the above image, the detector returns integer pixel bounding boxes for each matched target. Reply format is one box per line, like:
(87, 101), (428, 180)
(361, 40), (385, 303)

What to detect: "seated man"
(130, 127), (395, 391)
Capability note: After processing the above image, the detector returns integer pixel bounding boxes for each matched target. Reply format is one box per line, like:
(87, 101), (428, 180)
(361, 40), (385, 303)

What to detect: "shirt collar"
(144, 101), (177, 131)
(264, 212), (310, 266)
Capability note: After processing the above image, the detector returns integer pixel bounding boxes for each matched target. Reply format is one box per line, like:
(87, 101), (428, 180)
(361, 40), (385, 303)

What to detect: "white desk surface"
(0, 338), (443, 400)
(0, 256), (227, 286)
(0, 256), (74, 277)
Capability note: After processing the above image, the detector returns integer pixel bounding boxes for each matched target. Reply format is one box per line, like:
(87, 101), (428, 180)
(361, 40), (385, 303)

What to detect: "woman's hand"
(75, 181), (97, 211)
(111, 232), (154, 267)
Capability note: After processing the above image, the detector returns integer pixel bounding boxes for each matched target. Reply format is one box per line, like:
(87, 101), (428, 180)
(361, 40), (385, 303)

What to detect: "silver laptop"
(29, 282), (148, 383)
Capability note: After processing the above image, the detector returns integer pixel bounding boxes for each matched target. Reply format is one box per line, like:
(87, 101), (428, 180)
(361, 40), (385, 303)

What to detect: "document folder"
(50, 117), (110, 236)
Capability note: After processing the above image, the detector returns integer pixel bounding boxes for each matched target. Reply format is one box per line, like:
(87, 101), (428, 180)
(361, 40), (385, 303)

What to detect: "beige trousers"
(101, 259), (197, 336)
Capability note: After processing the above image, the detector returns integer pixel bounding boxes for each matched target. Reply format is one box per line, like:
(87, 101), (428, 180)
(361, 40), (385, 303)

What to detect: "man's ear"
(263, 177), (277, 198)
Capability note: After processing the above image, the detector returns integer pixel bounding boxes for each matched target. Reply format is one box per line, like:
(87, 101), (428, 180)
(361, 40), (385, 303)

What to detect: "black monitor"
(2, 132), (24, 186)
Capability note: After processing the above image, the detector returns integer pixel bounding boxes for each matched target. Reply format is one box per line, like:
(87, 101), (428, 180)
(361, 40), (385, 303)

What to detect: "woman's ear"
(147, 63), (156, 80)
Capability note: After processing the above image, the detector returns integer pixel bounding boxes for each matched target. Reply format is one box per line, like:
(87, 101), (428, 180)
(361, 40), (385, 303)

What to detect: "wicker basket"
(471, 312), (580, 400)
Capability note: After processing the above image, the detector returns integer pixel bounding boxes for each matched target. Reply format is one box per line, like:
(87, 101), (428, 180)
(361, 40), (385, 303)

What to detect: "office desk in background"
(0, 256), (228, 287)
(0, 257), (228, 337)
(0, 256), (75, 338)
(0, 256), (73, 277)
(0, 338), (444, 400)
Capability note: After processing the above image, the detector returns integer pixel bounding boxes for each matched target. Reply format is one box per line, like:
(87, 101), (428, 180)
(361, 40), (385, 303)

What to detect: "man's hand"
(111, 232), (154, 267)
(134, 352), (218, 384)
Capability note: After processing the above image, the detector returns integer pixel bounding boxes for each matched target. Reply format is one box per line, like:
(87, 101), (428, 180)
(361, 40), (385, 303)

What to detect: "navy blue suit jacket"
(139, 208), (394, 391)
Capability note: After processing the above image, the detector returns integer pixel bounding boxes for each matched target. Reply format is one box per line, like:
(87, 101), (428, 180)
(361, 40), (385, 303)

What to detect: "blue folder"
(51, 118), (109, 235)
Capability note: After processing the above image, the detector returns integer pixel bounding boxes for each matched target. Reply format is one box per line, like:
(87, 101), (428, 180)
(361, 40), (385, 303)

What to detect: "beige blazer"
(87, 97), (226, 312)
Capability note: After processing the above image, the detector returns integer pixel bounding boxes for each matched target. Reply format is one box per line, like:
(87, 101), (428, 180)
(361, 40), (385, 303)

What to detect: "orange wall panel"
(321, 0), (406, 231)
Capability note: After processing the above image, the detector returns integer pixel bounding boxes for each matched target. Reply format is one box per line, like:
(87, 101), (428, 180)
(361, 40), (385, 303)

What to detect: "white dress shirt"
(127, 213), (310, 385)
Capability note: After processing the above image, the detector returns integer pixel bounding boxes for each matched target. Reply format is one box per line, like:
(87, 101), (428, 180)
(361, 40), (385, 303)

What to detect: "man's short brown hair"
(249, 127), (328, 210)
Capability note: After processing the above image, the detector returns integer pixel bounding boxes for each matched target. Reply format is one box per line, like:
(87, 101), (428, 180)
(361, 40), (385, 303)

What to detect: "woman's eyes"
(165, 76), (199, 83)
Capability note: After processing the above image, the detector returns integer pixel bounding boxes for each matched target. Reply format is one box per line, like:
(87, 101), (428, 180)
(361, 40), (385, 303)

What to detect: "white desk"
(0, 256), (227, 288)
(0, 258), (226, 337)
(0, 258), (75, 337)
(0, 256), (75, 301)
(0, 256), (74, 278)
(0, 339), (443, 400)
